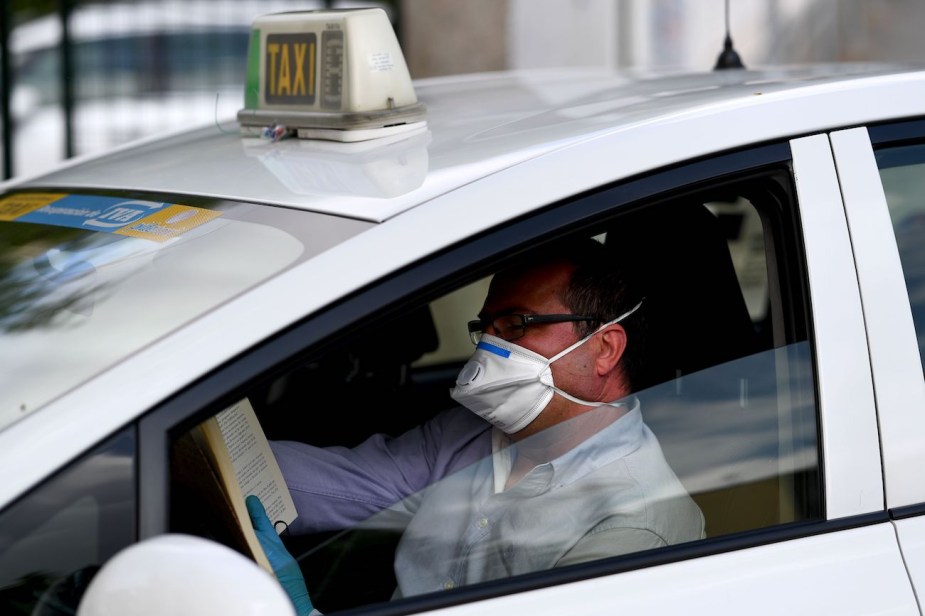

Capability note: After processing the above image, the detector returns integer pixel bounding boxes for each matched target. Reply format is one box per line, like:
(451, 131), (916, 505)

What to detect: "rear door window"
(875, 142), (925, 366)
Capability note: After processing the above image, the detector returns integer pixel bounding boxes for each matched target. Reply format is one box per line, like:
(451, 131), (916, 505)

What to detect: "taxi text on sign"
(265, 33), (317, 104)
(264, 30), (345, 109)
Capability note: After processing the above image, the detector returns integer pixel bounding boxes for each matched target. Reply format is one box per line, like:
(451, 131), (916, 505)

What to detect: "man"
(249, 237), (704, 614)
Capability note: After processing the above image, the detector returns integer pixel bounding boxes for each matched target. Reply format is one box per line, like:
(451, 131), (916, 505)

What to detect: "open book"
(171, 398), (297, 574)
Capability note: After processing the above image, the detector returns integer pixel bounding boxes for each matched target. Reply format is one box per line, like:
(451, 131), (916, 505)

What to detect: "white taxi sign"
(237, 8), (426, 142)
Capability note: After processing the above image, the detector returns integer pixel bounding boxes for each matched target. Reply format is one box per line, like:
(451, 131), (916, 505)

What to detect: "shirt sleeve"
(556, 526), (668, 567)
(271, 406), (491, 535)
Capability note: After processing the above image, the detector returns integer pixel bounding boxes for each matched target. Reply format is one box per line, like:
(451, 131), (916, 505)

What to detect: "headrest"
(605, 202), (758, 391)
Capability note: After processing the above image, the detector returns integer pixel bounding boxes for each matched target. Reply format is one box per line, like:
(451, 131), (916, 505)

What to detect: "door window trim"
(139, 139), (862, 614)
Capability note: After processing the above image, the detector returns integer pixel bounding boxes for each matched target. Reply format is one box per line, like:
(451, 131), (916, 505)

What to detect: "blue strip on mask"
(476, 340), (511, 358)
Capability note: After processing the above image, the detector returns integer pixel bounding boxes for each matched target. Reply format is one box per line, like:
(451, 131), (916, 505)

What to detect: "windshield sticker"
(0, 193), (222, 242)
(115, 204), (222, 241)
(0, 193), (69, 220)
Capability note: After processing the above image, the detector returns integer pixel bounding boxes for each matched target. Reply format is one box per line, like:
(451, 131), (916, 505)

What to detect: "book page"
(211, 399), (297, 532)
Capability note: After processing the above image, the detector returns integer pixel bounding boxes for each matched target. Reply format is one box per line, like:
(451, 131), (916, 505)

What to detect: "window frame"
(138, 137), (877, 615)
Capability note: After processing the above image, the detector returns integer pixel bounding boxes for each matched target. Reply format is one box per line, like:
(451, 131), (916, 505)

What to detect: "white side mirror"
(77, 534), (295, 616)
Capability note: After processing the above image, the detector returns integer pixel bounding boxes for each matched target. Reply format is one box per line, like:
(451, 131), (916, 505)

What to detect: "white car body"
(2, 58), (925, 614)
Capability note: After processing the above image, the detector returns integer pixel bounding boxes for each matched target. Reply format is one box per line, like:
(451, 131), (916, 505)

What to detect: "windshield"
(0, 190), (370, 429)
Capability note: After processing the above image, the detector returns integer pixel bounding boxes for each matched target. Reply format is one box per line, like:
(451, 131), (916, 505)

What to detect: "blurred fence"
(0, 0), (395, 180)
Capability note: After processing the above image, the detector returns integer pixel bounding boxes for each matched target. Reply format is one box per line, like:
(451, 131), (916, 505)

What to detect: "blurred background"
(2, 0), (924, 181)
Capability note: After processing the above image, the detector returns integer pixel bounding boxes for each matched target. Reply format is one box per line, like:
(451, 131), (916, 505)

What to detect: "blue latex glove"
(246, 495), (314, 616)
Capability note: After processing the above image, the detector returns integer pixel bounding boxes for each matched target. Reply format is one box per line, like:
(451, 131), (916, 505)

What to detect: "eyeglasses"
(467, 314), (597, 345)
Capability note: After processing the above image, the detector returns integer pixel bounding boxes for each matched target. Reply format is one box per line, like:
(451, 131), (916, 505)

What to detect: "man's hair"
(508, 237), (648, 391)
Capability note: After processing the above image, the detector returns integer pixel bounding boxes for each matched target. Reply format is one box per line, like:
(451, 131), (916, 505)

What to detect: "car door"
(834, 118), (925, 604)
(133, 131), (914, 615)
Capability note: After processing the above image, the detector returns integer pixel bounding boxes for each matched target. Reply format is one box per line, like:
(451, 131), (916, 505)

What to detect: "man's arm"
(270, 406), (491, 535)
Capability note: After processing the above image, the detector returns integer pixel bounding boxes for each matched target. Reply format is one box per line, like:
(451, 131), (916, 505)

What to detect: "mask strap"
(552, 387), (627, 409)
(546, 299), (644, 364)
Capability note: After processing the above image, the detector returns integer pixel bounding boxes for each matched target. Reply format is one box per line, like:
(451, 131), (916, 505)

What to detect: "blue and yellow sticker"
(0, 193), (221, 242)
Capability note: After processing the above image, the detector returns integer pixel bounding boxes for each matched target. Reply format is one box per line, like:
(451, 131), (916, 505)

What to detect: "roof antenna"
(714, 0), (745, 70)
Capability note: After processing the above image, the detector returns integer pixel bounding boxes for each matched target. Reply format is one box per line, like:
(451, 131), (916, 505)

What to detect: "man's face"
(479, 261), (598, 403)
(472, 258), (628, 439)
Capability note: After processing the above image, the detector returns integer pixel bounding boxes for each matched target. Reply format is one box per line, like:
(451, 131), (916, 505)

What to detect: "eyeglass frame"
(467, 313), (598, 345)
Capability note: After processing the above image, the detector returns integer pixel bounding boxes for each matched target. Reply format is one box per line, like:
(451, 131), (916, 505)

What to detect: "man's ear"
(595, 324), (627, 376)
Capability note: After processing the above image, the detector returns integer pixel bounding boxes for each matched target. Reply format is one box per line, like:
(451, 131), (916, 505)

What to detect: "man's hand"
(246, 495), (315, 616)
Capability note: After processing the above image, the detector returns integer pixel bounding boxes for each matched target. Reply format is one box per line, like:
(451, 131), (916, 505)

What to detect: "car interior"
(168, 172), (821, 612)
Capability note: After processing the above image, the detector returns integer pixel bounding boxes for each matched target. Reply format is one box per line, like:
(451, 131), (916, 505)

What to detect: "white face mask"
(450, 301), (642, 434)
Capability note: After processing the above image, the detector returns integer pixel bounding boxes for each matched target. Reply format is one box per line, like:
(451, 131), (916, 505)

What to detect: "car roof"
(16, 62), (925, 223)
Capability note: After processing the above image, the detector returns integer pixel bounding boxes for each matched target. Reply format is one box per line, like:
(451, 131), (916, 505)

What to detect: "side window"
(167, 168), (822, 613)
(611, 192), (819, 538)
(0, 429), (135, 615)
(875, 143), (925, 369)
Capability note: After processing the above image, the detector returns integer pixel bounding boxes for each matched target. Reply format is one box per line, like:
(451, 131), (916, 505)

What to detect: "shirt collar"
(491, 396), (643, 494)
